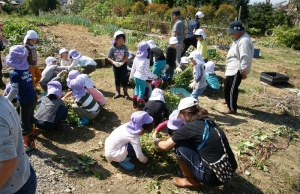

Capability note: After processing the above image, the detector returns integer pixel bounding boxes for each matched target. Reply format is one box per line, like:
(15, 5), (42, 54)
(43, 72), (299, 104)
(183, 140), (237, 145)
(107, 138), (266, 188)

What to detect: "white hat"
(149, 88), (165, 103)
(187, 50), (203, 62)
(23, 30), (38, 44)
(178, 97), (199, 111)
(181, 57), (189, 64)
(45, 57), (57, 66)
(147, 40), (157, 49)
(195, 11), (204, 19)
(204, 61), (215, 74)
(169, 37), (178, 45)
(113, 30), (125, 39)
(194, 29), (206, 39)
(59, 48), (69, 55)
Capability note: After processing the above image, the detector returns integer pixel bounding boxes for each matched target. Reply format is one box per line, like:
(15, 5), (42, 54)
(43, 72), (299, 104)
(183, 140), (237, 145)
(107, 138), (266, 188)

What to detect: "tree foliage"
(232, 0), (250, 23)
(215, 4), (237, 25)
(198, 0), (227, 9)
(199, 4), (215, 25)
(25, 0), (47, 15)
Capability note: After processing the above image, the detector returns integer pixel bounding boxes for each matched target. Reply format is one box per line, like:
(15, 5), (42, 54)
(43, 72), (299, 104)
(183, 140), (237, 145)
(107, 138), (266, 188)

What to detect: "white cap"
(45, 57), (57, 66)
(23, 30), (38, 44)
(169, 37), (178, 44)
(194, 29), (206, 39)
(59, 48), (69, 55)
(113, 30), (125, 39)
(147, 40), (157, 49)
(181, 57), (189, 64)
(195, 11), (204, 19)
(178, 97), (199, 111)
(187, 50), (203, 61)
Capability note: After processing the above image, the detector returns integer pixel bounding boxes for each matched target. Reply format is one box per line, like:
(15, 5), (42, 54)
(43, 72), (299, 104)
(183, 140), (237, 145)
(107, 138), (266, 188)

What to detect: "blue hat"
(5, 45), (29, 70)
(172, 9), (180, 16)
(136, 41), (150, 58)
(126, 111), (153, 135)
(227, 21), (244, 34)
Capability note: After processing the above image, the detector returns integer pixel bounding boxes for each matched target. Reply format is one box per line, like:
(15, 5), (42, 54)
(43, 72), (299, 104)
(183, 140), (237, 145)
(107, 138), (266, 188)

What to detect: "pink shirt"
(155, 120), (168, 133)
(86, 88), (106, 106)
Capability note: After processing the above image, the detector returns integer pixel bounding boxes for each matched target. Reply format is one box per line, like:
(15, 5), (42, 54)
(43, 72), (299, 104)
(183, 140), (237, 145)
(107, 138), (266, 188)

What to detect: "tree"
(198, 0), (227, 9)
(232, 0), (250, 22)
(215, 4), (237, 25)
(199, 4), (216, 25)
(25, 0), (47, 15)
(131, 1), (145, 15)
(46, 0), (60, 11)
(152, 0), (174, 8)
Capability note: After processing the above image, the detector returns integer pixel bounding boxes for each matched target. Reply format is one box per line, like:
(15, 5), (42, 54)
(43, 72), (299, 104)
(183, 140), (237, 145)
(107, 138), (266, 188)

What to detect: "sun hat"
(194, 29), (206, 39)
(195, 11), (204, 19)
(187, 50), (204, 65)
(76, 74), (94, 89)
(171, 9), (180, 16)
(169, 37), (178, 45)
(59, 48), (69, 55)
(114, 30), (125, 39)
(204, 61), (215, 74)
(47, 81), (63, 97)
(149, 88), (165, 103)
(23, 30), (38, 44)
(67, 70), (80, 88)
(181, 57), (189, 64)
(167, 110), (185, 130)
(178, 97), (199, 111)
(45, 56), (57, 66)
(68, 49), (82, 60)
(227, 21), (245, 34)
(126, 111), (153, 135)
(69, 79), (86, 99)
(136, 41), (150, 58)
(5, 45), (29, 70)
(147, 40), (157, 49)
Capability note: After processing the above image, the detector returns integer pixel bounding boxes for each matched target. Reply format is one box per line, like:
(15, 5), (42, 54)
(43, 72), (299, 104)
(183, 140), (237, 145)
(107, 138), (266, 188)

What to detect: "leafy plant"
(77, 154), (96, 173)
(164, 91), (182, 112)
(273, 26), (300, 50)
(173, 67), (193, 92)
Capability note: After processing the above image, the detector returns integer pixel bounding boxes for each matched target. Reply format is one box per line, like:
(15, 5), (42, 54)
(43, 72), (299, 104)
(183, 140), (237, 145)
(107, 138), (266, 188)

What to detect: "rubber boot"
(0, 71), (5, 89)
(24, 134), (36, 152)
(78, 116), (90, 125)
(113, 86), (121, 99)
(123, 87), (129, 100)
(173, 161), (202, 188)
(137, 98), (145, 110)
(119, 157), (135, 170)
(132, 95), (138, 109)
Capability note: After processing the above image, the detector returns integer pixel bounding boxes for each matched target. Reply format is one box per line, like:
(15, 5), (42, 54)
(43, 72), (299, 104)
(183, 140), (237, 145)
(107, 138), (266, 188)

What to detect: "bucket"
(253, 48), (260, 58)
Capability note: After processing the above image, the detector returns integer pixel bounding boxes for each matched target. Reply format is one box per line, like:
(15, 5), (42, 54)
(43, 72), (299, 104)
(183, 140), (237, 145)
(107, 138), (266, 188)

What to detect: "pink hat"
(69, 49), (82, 60)
(126, 111), (153, 135)
(5, 45), (29, 70)
(47, 81), (62, 97)
(167, 110), (184, 130)
(69, 79), (86, 99)
(136, 41), (149, 58)
(67, 70), (80, 88)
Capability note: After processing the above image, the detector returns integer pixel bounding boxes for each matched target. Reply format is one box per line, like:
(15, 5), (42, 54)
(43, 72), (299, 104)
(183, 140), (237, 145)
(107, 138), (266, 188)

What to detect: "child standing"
(162, 37), (178, 83)
(59, 48), (70, 66)
(194, 29), (208, 63)
(5, 45), (37, 152)
(130, 41), (156, 109)
(142, 88), (169, 127)
(35, 81), (69, 130)
(69, 78), (100, 125)
(147, 40), (166, 88)
(39, 56), (68, 91)
(108, 31), (130, 99)
(68, 49), (97, 75)
(24, 30), (41, 91)
(188, 50), (207, 100)
(204, 61), (220, 92)
(105, 111), (153, 170)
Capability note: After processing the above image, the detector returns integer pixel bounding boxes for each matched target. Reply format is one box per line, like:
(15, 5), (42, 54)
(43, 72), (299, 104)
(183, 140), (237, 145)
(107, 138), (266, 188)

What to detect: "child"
(66, 70), (80, 88)
(194, 29), (208, 63)
(162, 37), (178, 83)
(188, 50), (207, 100)
(35, 81), (69, 130)
(176, 56), (189, 73)
(204, 61), (220, 92)
(152, 110), (185, 139)
(39, 56), (68, 91)
(105, 111), (153, 170)
(59, 48), (70, 66)
(5, 45), (37, 152)
(0, 23), (10, 88)
(68, 49), (97, 75)
(130, 41), (156, 109)
(3, 83), (20, 113)
(69, 78), (100, 125)
(147, 40), (166, 88)
(24, 30), (41, 91)
(108, 31), (130, 99)
(142, 88), (169, 127)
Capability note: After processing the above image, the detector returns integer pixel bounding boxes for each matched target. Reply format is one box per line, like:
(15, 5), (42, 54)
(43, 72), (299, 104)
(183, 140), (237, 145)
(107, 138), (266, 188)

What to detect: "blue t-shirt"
(10, 69), (36, 104)
(187, 19), (200, 38)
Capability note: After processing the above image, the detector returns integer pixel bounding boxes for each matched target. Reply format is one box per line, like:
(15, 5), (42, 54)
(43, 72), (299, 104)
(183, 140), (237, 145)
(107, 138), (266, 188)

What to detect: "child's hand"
(165, 64), (169, 69)
(153, 138), (160, 149)
(143, 156), (148, 163)
(175, 67), (182, 73)
(189, 81), (196, 89)
(153, 74), (158, 79)
(113, 61), (120, 67)
(152, 131), (157, 139)
(162, 69), (166, 74)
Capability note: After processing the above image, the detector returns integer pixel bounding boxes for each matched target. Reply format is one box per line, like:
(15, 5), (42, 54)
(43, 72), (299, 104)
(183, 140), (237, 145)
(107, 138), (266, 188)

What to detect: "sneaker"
(24, 135), (36, 152)
(113, 93), (120, 99)
(77, 116), (89, 125)
(119, 157), (135, 170)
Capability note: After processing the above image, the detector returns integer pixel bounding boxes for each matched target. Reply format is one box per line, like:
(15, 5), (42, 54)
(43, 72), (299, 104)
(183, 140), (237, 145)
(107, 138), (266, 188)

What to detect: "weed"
(77, 154), (96, 173)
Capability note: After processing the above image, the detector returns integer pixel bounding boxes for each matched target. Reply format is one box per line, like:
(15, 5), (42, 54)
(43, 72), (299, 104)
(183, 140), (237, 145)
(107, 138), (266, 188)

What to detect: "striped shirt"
(76, 92), (100, 112)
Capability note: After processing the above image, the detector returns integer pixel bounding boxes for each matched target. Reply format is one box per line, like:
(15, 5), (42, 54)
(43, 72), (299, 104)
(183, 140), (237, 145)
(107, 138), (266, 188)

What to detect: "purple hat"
(47, 81), (62, 97)
(69, 79), (86, 99)
(69, 49), (82, 60)
(5, 45), (29, 70)
(67, 70), (80, 88)
(136, 41), (150, 58)
(167, 110), (184, 130)
(126, 111), (153, 135)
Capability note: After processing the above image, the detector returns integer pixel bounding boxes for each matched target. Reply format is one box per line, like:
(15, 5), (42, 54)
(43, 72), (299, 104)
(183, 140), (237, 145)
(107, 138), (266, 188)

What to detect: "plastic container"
(260, 72), (289, 85)
(253, 48), (260, 58)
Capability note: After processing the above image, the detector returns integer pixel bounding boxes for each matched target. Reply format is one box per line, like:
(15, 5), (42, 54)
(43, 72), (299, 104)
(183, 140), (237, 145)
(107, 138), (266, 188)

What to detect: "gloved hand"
(162, 69), (166, 74)
(175, 67), (182, 73)
(153, 74), (158, 79)
(165, 64), (169, 70)
(112, 61), (120, 67)
(152, 131), (157, 139)
(118, 62), (124, 66)
(67, 66), (72, 72)
(153, 138), (160, 149)
(189, 81), (197, 89)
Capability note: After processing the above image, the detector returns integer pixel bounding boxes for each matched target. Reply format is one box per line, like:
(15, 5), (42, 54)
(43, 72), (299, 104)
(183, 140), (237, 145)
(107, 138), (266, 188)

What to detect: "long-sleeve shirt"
(39, 65), (68, 87)
(105, 123), (147, 163)
(197, 40), (208, 60)
(149, 47), (166, 66)
(166, 46), (176, 67)
(130, 57), (153, 80)
(142, 100), (169, 127)
(68, 56), (97, 71)
(225, 32), (254, 76)
(193, 64), (207, 89)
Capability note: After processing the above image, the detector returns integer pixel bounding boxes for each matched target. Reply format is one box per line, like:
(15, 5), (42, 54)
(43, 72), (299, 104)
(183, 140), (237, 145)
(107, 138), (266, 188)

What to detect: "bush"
(273, 26), (300, 50)
(164, 91), (182, 112)
(214, 4), (237, 26)
(173, 67), (193, 92)
(199, 4), (215, 25)
(131, 2), (145, 15)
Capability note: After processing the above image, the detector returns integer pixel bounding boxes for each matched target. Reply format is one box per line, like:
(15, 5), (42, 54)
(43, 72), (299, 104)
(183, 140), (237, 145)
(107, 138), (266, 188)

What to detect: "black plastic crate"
(260, 72), (289, 85)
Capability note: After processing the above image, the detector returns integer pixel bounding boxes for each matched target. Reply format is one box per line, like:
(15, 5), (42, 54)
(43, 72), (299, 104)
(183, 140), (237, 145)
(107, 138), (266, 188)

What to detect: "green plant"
(164, 91), (182, 112)
(77, 154), (96, 173)
(173, 67), (193, 92)
(273, 26), (300, 50)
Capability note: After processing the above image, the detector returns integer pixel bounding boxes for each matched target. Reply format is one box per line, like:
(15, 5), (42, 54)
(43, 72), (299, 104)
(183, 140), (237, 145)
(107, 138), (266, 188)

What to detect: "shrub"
(273, 26), (300, 50)
(214, 4), (237, 26)
(131, 2), (145, 15)
(199, 4), (215, 25)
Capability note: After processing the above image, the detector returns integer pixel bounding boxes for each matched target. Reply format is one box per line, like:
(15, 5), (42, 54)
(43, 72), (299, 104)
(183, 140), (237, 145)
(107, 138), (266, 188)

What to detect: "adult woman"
(154, 97), (237, 187)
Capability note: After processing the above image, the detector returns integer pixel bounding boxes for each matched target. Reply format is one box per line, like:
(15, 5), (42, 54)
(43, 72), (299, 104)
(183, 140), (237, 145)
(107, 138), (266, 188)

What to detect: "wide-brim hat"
(69, 49), (82, 60)
(45, 56), (57, 66)
(194, 29), (206, 39)
(23, 30), (38, 44)
(126, 111), (153, 135)
(67, 70), (80, 88)
(59, 48), (69, 55)
(178, 97), (199, 111)
(167, 110), (185, 130)
(47, 81), (62, 97)
(136, 41), (150, 58)
(76, 74), (94, 88)
(227, 21), (245, 34)
(147, 40), (157, 49)
(69, 79), (86, 98)
(5, 45), (29, 70)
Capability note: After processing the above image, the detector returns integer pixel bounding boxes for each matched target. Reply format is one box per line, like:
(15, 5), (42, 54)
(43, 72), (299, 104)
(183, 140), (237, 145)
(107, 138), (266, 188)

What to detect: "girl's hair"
(116, 34), (125, 41)
(142, 122), (154, 134)
(181, 106), (208, 121)
(47, 94), (59, 100)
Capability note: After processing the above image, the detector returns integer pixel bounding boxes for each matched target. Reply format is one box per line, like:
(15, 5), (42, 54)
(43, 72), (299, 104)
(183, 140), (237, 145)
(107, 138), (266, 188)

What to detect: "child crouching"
(105, 111), (153, 170)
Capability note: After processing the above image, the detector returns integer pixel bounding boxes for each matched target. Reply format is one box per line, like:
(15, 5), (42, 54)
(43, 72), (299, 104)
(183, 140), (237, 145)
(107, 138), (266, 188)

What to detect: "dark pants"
(182, 36), (197, 57)
(126, 143), (136, 158)
(224, 71), (242, 112)
(82, 65), (96, 75)
(162, 67), (175, 80)
(113, 64), (128, 87)
(21, 96), (37, 136)
(14, 165), (37, 194)
(36, 105), (68, 130)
